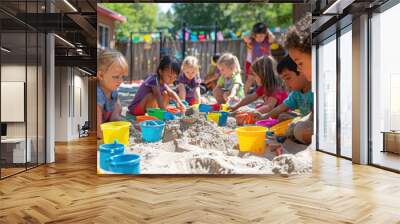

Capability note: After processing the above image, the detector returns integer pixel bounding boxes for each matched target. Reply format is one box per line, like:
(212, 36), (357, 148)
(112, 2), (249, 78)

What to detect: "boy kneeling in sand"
(254, 55), (313, 145)
(256, 13), (313, 145)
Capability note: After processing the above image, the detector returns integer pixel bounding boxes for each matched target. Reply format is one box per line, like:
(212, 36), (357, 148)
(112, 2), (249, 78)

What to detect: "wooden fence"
(116, 38), (285, 81)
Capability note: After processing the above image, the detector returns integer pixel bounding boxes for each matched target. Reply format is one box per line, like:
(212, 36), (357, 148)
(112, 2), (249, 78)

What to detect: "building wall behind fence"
(116, 39), (285, 81)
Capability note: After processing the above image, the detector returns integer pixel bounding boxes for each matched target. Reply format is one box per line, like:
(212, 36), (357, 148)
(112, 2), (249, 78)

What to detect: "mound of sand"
(126, 111), (312, 175)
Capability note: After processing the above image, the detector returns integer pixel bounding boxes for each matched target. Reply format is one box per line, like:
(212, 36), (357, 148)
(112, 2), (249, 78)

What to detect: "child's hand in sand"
(226, 96), (239, 105)
(252, 111), (263, 121)
(178, 102), (186, 112)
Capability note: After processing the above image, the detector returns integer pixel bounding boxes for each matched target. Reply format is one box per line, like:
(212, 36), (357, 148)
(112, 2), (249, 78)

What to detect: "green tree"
(229, 3), (293, 32)
(171, 3), (233, 33)
(171, 3), (292, 34)
(158, 10), (175, 29)
(103, 3), (293, 40)
(101, 3), (159, 40)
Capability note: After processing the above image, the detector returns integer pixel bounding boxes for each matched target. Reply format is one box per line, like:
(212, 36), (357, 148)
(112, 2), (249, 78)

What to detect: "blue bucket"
(218, 111), (229, 126)
(109, 154), (141, 174)
(99, 140), (124, 171)
(163, 111), (176, 120)
(140, 120), (165, 142)
(199, 104), (212, 112)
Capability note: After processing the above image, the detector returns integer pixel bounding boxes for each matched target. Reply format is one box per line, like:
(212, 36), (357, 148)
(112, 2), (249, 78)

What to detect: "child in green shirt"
(213, 53), (244, 104)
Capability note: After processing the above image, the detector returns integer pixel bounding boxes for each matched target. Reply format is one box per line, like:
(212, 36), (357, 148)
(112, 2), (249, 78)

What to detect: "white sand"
(126, 111), (312, 175)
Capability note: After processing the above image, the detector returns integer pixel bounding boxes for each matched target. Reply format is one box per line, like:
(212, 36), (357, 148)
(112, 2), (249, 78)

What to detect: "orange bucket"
(136, 115), (158, 131)
(166, 107), (182, 114)
(136, 115), (158, 124)
(235, 112), (255, 126)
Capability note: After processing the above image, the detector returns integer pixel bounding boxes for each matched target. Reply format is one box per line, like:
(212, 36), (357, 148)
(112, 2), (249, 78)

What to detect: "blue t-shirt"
(97, 84), (118, 123)
(283, 91), (313, 116)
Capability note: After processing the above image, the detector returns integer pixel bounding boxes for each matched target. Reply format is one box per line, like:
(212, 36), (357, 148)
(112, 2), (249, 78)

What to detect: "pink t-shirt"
(255, 87), (288, 107)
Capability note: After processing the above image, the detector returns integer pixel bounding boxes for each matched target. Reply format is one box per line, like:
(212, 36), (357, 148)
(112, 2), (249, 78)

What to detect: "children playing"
(254, 55), (313, 144)
(177, 56), (202, 105)
(213, 53), (244, 104)
(97, 49), (129, 139)
(202, 54), (221, 92)
(128, 56), (186, 116)
(243, 22), (276, 95)
(230, 55), (288, 114)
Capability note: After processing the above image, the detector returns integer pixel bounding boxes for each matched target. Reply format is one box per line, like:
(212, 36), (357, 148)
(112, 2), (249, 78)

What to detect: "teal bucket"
(109, 154), (141, 174)
(140, 120), (165, 142)
(99, 140), (124, 171)
(218, 111), (229, 126)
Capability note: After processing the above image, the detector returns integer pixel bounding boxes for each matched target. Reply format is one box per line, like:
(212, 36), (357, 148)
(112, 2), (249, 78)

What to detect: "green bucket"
(147, 108), (165, 120)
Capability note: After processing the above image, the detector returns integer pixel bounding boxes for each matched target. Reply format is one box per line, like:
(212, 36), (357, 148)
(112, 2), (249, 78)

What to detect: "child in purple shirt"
(177, 56), (201, 105)
(128, 56), (185, 116)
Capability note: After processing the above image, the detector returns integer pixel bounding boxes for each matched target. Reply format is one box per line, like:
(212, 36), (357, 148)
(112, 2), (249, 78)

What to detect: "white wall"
(1, 65), (27, 138)
(54, 67), (89, 141)
(55, 66), (69, 141)
(1, 63), (46, 164)
(72, 72), (89, 138)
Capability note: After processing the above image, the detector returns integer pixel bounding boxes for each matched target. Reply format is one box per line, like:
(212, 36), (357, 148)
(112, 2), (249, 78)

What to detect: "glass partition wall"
(339, 26), (353, 159)
(315, 25), (353, 159)
(0, 1), (46, 179)
(370, 2), (400, 171)
(317, 35), (337, 155)
(314, 0), (400, 172)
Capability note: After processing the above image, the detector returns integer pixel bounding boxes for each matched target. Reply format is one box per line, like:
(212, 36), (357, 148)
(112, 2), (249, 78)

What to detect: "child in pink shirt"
(230, 55), (288, 113)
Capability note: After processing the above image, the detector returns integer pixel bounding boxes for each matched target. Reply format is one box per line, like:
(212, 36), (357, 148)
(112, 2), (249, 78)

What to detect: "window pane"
(99, 26), (105, 48)
(27, 31), (38, 169)
(340, 29), (352, 158)
(1, 31), (27, 177)
(318, 37), (337, 154)
(371, 3), (400, 171)
(38, 33), (45, 165)
(105, 27), (109, 48)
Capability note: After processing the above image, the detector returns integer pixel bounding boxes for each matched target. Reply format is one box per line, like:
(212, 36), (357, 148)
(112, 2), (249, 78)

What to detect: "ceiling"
(0, 0), (97, 74)
(98, 0), (309, 2)
(311, 0), (390, 42)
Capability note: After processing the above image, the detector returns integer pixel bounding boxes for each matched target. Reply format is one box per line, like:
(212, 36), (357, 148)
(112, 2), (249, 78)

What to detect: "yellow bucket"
(192, 104), (200, 110)
(270, 119), (294, 136)
(236, 126), (268, 155)
(100, 121), (131, 146)
(207, 112), (220, 124)
(221, 104), (230, 112)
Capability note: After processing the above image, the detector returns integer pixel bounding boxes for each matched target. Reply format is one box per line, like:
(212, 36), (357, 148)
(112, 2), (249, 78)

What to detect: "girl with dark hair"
(230, 55), (288, 114)
(128, 56), (186, 116)
(243, 22), (276, 95)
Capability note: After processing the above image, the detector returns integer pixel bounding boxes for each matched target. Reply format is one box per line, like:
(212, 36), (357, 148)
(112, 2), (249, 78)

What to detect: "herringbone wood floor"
(0, 136), (399, 224)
